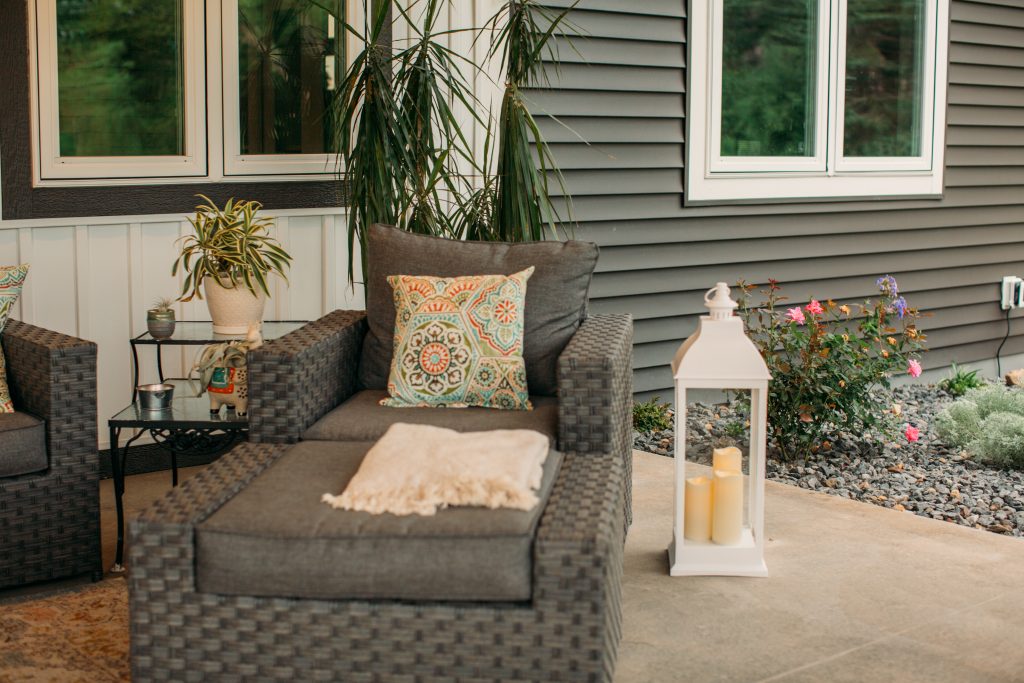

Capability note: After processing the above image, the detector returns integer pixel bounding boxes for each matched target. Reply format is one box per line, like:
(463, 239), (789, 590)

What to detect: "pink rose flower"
(904, 425), (920, 443)
(907, 359), (922, 378)
(785, 307), (806, 325)
(805, 300), (824, 316)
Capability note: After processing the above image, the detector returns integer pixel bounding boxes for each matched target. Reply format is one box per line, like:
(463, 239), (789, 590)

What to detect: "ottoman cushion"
(302, 389), (559, 443)
(0, 411), (46, 477)
(196, 440), (563, 602)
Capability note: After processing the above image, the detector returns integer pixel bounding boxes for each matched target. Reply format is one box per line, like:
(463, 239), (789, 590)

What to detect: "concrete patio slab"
(95, 451), (1024, 682)
(620, 450), (1024, 683)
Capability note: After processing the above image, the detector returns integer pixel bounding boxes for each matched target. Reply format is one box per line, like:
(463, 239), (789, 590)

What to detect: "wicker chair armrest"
(247, 310), (367, 443)
(556, 313), (633, 527)
(532, 452), (624, 664)
(128, 443), (287, 585)
(556, 314), (633, 455)
(2, 319), (98, 470)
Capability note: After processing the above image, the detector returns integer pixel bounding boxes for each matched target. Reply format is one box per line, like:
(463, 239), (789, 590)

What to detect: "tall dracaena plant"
(473, 0), (577, 242)
(335, 0), (479, 279)
(393, 1), (479, 240)
(335, 2), (408, 280)
(336, 0), (578, 279)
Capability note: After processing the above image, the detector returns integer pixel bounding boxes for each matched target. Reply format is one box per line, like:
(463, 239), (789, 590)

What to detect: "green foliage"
(335, 0), (578, 280)
(723, 419), (747, 440)
(736, 276), (927, 460)
(633, 396), (672, 433)
(465, 0), (576, 242)
(936, 385), (1024, 468)
(963, 384), (1024, 419)
(172, 196), (293, 302)
(149, 297), (175, 314)
(934, 400), (982, 448)
(938, 362), (985, 397)
(968, 412), (1024, 468)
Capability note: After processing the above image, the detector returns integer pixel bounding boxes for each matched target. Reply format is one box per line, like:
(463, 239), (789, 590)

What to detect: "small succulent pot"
(147, 308), (176, 340)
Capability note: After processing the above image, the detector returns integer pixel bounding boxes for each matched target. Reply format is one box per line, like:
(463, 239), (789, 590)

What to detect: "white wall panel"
(0, 229), (22, 321)
(0, 209), (363, 449)
(24, 225), (77, 335)
(84, 224), (134, 441)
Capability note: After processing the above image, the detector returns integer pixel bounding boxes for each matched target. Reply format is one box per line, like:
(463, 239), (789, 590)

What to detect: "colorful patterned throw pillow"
(0, 264), (30, 413)
(383, 268), (534, 410)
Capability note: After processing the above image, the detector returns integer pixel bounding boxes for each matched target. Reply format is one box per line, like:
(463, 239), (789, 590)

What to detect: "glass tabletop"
(132, 320), (307, 344)
(110, 392), (249, 428)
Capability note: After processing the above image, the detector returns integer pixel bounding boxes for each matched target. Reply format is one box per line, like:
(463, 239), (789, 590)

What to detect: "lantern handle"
(704, 282), (738, 320)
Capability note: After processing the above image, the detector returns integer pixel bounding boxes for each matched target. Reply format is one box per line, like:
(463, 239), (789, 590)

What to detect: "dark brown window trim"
(0, 0), (359, 221)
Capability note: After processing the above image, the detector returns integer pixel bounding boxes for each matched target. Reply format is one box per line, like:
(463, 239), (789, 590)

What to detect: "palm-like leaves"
(336, 0), (579, 279)
(172, 195), (293, 302)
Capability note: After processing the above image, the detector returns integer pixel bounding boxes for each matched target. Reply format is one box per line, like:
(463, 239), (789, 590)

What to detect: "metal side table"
(108, 320), (306, 572)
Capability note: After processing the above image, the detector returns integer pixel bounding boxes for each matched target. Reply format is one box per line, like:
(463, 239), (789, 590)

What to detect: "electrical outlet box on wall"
(1002, 276), (1023, 310)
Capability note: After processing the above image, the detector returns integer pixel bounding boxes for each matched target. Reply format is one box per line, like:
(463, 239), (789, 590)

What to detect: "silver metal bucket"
(137, 383), (174, 411)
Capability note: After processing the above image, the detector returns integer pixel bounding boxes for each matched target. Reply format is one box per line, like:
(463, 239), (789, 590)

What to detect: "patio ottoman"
(196, 440), (563, 602)
(129, 441), (624, 682)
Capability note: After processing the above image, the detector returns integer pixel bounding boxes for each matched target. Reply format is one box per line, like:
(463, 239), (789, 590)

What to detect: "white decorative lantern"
(668, 282), (771, 577)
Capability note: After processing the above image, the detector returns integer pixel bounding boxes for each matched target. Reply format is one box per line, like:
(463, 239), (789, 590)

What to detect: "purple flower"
(891, 296), (909, 319)
(876, 275), (899, 297)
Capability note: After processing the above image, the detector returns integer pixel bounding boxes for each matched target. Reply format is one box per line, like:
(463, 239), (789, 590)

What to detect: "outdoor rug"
(0, 579), (128, 682)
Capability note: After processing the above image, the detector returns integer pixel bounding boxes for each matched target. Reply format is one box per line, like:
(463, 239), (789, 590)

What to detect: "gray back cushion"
(359, 224), (599, 396)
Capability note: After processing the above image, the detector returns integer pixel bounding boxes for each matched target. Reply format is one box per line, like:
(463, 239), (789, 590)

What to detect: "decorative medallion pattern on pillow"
(383, 268), (534, 410)
(0, 264), (30, 413)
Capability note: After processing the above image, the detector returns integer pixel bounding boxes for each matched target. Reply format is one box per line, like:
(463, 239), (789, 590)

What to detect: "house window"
(31, 0), (353, 186)
(222, 0), (344, 175)
(34, 0), (206, 179)
(686, 0), (950, 203)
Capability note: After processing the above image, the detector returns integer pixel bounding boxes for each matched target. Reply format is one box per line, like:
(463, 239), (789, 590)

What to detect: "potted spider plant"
(172, 195), (292, 334)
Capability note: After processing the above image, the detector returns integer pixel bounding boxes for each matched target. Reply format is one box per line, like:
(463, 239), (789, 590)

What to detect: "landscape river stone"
(634, 384), (1024, 538)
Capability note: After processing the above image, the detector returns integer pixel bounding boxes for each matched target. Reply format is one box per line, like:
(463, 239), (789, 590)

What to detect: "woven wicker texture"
(246, 310), (634, 525)
(247, 310), (367, 443)
(128, 442), (624, 682)
(0, 319), (100, 588)
(557, 314), (634, 527)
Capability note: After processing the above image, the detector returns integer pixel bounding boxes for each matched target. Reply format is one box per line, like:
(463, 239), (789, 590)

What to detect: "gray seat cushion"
(303, 389), (559, 443)
(359, 223), (599, 396)
(197, 440), (562, 602)
(0, 412), (47, 478)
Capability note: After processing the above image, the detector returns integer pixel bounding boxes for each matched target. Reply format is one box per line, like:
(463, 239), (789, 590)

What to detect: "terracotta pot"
(203, 277), (266, 335)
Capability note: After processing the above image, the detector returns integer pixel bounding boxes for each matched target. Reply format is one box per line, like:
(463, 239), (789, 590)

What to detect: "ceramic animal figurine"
(193, 323), (263, 417)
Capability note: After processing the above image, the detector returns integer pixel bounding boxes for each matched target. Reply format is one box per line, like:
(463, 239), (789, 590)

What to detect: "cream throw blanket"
(321, 423), (550, 516)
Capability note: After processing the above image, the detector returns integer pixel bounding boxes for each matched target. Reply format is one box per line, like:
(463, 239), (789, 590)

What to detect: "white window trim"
(686, 0), (950, 204)
(29, 0), (361, 188)
(221, 0), (362, 176)
(33, 0), (208, 181)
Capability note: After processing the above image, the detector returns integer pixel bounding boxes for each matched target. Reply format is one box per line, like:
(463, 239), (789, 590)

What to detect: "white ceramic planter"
(204, 278), (266, 334)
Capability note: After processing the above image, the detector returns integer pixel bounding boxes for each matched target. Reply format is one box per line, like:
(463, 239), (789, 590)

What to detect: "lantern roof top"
(672, 283), (771, 382)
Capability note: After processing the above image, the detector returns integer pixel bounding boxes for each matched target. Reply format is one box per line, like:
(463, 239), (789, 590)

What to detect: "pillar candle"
(683, 476), (712, 542)
(712, 446), (742, 474)
(712, 469), (743, 545)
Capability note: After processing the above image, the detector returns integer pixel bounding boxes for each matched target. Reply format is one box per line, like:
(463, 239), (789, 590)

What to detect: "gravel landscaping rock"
(633, 384), (1024, 539)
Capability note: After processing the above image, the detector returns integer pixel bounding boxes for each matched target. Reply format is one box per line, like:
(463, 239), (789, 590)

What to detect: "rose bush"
(736, 275), (927, 460)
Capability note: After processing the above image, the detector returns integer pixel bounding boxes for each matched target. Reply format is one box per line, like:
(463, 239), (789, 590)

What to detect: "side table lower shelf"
(108, 395), (248, 572)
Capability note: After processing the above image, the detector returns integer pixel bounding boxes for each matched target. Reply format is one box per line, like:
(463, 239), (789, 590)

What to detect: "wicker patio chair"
(245, 225), (635, 527)
(0, 319), (100, 588)
(128, 226), (632, 680)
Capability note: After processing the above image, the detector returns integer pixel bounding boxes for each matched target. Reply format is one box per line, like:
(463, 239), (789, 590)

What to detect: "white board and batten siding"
(0, 211), (365, 449)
